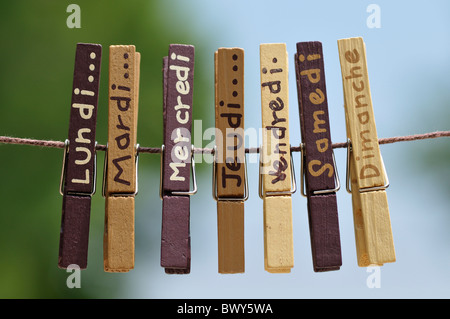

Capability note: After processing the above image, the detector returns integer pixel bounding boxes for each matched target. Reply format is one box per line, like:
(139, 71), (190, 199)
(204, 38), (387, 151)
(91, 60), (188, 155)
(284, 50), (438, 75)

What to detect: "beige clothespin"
(103, 45), (140, 272)
(259, 43), (296, 273)
(337, 37), (395, 267)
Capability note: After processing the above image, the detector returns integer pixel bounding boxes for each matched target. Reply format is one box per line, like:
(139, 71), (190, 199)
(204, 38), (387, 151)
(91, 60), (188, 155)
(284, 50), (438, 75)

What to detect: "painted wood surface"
(214, 48), (246, 274)
(162, 44), (195, 193)
(338, 37), (395, 266)
(160, 44), (195, 274)
(59, 194), (92, 269)
(260, 43), (291, 193)
(295, 41), (342, 272)
(103, 45), (141, 272)
(260, 43), (294, 273)
(59, 43), (102, 270)
(104, 196), (135, 272)
(106, 45), (139, 195)
(215, 48), (245, 198)
(65, 43), (102, 194)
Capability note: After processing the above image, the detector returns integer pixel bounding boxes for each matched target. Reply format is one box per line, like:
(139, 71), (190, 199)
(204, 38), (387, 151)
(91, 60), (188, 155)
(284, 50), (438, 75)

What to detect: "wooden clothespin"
(337, 37), (395, 267)
(259, 43), (295, 273)
(160, 44), (196, 274)
(294, 41), (342, 272)
(213, 47), (247, 274)
(103, 45), (141, 272)
(59, 43), (102, 270)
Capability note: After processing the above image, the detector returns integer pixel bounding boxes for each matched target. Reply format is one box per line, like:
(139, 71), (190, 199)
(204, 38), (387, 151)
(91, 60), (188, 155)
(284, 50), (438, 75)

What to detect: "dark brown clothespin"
(294, 41), (342, 272)
(160, 44), (196, 274)
(59, 43), (102, 269)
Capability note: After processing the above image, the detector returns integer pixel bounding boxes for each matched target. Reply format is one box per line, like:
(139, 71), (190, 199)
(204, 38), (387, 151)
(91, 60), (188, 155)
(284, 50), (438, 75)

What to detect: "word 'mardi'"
(107, 45), (138, 194)
(110, 83), (132, 185)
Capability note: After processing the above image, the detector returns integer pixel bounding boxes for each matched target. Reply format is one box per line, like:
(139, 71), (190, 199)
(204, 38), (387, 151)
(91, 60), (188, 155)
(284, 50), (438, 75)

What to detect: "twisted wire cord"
(1, 131), (449, 154)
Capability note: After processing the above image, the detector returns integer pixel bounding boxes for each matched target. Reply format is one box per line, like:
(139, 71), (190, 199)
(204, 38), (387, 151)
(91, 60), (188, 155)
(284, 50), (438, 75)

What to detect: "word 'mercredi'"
(165, 47), (195, 185)
(169, 53), (191, 181)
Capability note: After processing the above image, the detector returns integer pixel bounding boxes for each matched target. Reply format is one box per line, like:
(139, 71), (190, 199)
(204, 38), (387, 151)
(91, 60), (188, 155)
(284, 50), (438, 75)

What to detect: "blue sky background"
(103, 0), (450, 298)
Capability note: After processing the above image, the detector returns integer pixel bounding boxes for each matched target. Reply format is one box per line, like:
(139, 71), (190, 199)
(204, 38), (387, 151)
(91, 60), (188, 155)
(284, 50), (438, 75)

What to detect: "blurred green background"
(0, 0), (215, 298)
(0, 0), (449, 299)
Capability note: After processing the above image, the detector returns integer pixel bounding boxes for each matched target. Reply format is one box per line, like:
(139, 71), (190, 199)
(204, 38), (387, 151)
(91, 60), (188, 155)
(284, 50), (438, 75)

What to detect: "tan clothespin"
(102, 45), (141, 272)
(213, 47), (248, 274)
(337, 37), (395, 267)
(259, 43), (296, 273)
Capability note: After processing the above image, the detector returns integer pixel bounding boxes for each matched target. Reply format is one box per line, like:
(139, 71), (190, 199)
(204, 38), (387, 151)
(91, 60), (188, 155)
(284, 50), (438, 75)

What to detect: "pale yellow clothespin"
(337, 37), (395, 267)
(259, 43), (295, 273)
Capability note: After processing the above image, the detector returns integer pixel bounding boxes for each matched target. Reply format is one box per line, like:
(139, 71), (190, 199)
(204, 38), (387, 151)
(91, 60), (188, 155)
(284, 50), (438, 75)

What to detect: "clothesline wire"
(0, 130), (449, 155)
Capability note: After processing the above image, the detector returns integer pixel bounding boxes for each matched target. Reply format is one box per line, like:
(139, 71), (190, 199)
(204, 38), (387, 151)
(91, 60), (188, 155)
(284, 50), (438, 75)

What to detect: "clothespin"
(337, 37), (395, 266)
(294, 41), (342, 272)
(259, 43), (296, 273)
(58, 43), (102, 270)
(102, 45), (141, 272)
(213, 48), (248, 274)
(160, 44), (196, 274)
